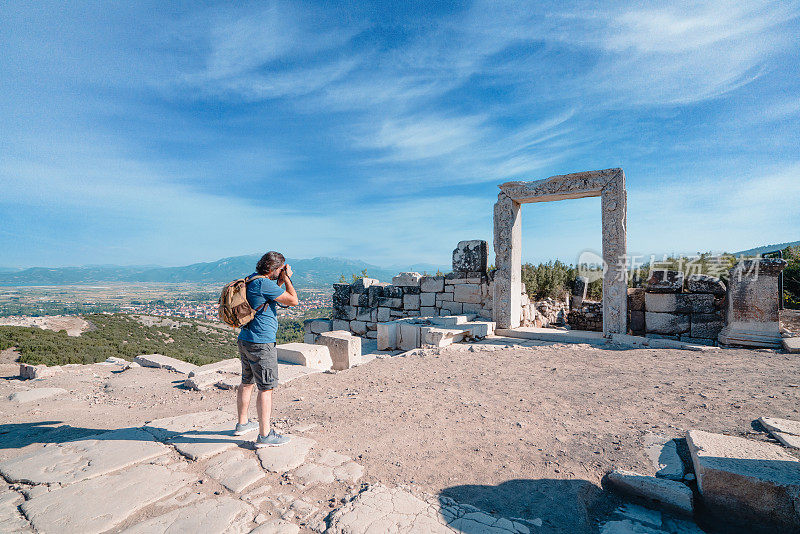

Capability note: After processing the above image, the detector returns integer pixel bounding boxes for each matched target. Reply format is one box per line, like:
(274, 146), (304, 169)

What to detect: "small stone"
(391, 272), (423, 287)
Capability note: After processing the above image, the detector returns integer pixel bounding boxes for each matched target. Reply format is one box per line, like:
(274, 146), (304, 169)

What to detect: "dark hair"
(256, 251), (285, 275)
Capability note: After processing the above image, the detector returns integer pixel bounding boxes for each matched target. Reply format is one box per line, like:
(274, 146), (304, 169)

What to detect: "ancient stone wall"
(638, 271), (726, 346)
(319, 241), (499, 341)
(568, 301), (603, 332)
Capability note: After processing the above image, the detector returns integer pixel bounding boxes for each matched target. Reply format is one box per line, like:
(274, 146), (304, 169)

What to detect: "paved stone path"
(5, 409), (544, 533)
(326, 484), (533, 533)
(0, 407), (717, 533)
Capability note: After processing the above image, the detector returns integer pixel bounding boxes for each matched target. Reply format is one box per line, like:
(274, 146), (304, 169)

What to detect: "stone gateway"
(493, 168), (628, 335)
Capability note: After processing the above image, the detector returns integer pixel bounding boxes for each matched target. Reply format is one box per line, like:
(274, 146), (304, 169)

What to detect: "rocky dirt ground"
(0, 337), (798, 533)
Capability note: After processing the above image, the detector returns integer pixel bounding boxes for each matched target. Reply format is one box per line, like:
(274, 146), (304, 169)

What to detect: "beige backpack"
(218, 274), (267, 328)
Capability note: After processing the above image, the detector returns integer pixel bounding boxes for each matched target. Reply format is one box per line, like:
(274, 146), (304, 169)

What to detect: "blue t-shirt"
(238, 273), (285, 344)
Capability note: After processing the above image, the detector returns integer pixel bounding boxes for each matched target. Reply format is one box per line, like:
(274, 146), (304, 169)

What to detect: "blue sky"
(1, 1), (798, 269)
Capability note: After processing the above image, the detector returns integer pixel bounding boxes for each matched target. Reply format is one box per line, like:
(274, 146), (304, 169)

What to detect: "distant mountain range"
(0, 255), (448, 288)
(732, 240), (800, 257)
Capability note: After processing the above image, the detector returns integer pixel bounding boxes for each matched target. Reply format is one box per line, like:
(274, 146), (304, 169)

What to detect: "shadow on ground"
(0, 421), (253, 451)
(440, 478), (620, 534)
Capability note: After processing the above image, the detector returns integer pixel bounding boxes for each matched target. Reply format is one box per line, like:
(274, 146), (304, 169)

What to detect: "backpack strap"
(244, 275), (269, 314)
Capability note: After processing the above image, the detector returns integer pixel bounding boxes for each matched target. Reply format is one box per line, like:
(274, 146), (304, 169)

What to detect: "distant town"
(0, 283), (332, 320)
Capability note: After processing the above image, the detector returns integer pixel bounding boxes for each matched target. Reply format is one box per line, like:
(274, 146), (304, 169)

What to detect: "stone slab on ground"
(144, 410), (246, 461)
(21, 464), (193, 534)
(18, 363), (61, 380)
(686, 429), (800, 531)
(599, 503), (705, 534)
(782, 337), (800, 353)
(278, 362), (323, 385)
(643, 433), (686, 481)
(0, 427), (170, 486)
(134, 354), (199, 375)
(0, 486), (33, 533)
(496, 327), (605, 345)
(758, 416), (800, 437)
(606, 469), (693, 515)
(292, 462), (334, 485)
(204, 449), (266, 493)
(8, 387), (67, 403)
(772, 432), (800, 449)
(333, 461), (364, 483)
(326, 484), (530, 534)
(277, 343), (333, 371)
(187, 358), (240, 377)
(316, 449), (350, 467)
(122, 496), (254, 533)
(256, 436), (315, 473)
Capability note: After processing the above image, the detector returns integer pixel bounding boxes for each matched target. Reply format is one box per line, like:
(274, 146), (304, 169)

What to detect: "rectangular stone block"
(365, 330), (378, 339)
(420, 292), (436, 307)
(316, 331), (361, 370)
(687, 429), (800, 531)
(331, 319), (350, 331)
(398, 323), (421, 351)
(303, 333), (316, 344)
(461, 302), (483, 314)
(303, 319), (332, 334)
(403, 294), (420, 310)
(350, 294), (360, 306)
(351, 277), (379, 293)
(420, 326), (467, 348)
(444, 284), (454, 292)
(377, 322), (398, 350)
(134, 354), (198, 375)
(629, 310), (645, 335)
(332, 283), (351, 306)
(463, 321), (495, 337)
(349, 320), (368, 335)
(690, 313), (724, 339)
(355, 308), (376, 322)
(277, 343), (333, 370)
(646, 270), (684, 293)
(687, 274), (726, 296)
(383, 285), (403, 298)
(419, 306), (438, 316)
(440, 301), (463, 315)
(366, 322), (377, 330)
(379, 297), (403, 308)
(19, 363), (62, 380)
(420, 276), (445, 293)
(392, 272), (422, 286)
(342, 305), (357, 320)
(607, 469), (693, 515)
(187, 359), (240, 382)
(452, 240), (488, 273)
(645, 312), (689, 335)
(453, 284), (482, 304)
(436, 292), (454, 303)
(627, 287), (645, 311)
(376, 307), (391, 322)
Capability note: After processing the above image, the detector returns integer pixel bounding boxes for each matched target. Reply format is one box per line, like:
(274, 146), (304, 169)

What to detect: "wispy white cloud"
(627, 164), (800, 256)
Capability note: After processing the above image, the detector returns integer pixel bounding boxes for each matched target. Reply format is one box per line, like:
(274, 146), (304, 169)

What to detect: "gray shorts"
(238, 340), (279, 391)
